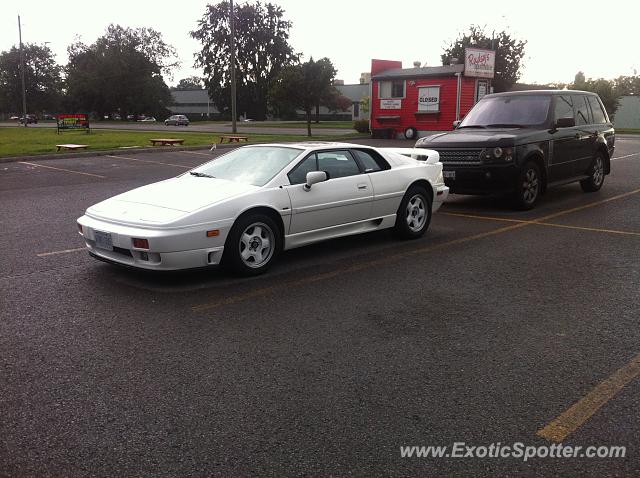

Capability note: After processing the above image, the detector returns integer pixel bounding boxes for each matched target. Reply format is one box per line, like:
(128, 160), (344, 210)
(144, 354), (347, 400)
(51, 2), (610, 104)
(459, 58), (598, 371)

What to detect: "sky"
(1, 0), (638, 86)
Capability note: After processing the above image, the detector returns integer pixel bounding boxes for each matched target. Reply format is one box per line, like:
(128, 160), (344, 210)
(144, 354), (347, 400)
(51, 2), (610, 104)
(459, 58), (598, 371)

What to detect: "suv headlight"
(486, 147), (514, 162)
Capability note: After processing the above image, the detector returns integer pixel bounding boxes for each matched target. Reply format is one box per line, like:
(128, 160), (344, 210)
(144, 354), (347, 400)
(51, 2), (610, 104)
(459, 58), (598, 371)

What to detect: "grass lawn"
(0, 127), (366, 158)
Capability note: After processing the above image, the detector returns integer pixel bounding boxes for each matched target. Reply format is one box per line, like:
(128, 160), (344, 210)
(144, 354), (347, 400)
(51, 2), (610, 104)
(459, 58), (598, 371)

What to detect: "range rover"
(415, 90), (615, 209)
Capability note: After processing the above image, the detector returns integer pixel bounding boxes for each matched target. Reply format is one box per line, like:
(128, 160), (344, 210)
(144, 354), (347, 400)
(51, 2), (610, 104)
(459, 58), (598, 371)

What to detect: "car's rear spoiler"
(380, 148), (440, 164)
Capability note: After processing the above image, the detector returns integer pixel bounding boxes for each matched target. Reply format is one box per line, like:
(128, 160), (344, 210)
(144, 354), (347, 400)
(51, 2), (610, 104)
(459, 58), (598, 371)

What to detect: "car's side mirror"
(303, 171), (327, 191)
(555, 117), (575, 128)
(452, 120), (462, 129)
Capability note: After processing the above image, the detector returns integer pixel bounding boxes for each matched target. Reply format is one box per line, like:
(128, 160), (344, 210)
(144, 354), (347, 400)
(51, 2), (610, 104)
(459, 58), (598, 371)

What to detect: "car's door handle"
(357, 183), (368, 190)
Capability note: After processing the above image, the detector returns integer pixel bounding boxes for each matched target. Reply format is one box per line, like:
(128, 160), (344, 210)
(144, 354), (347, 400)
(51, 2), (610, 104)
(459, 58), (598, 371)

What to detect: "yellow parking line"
(19, 161), (106, 179)
(105, 155), (190, 169)
(37, 247), (86, 257)
(537, 353), (640, 442)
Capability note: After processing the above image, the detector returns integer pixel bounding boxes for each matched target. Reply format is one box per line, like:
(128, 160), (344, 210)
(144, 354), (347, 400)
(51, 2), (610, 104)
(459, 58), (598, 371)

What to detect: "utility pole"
(18, 15), (27, 128)
(229, 0), (237, 133)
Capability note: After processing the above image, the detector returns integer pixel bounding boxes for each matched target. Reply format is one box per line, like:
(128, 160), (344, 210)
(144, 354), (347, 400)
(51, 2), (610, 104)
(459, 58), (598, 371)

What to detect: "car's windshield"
(190, 146), (303, 186)
(459, 95), (551, 128)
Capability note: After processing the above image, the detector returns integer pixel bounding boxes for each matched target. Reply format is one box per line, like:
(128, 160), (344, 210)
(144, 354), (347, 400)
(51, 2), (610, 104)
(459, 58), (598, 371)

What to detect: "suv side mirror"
(555, 117), (575, 128)
(303, 171), (327, 191)
(452, 120), (462, 129)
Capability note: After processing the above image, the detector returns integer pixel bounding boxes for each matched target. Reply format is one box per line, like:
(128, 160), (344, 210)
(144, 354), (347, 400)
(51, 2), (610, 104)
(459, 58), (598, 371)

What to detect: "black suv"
(415, 90), (615, 209)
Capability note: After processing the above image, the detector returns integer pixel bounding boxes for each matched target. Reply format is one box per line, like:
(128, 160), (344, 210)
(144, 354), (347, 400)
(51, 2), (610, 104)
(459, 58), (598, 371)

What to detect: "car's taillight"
(132, 238), (149, 249)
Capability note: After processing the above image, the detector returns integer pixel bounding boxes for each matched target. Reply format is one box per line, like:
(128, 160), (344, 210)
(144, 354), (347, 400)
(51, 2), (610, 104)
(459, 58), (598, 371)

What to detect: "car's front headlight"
(486, 147), (514, 162)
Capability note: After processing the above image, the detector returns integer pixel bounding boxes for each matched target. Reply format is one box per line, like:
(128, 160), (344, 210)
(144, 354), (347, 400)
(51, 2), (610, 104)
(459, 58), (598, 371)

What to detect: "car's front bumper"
(443, 164), (519, 195)
(433, 183), (449, 211)
(77, 215), (228, 271)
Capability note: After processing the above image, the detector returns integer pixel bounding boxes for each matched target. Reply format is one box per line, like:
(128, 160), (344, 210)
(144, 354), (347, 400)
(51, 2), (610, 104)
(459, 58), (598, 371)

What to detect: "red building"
(370, 55), (492, 140)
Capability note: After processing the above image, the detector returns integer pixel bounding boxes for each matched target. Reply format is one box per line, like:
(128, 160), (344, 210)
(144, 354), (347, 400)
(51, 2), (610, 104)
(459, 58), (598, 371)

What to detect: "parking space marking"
(193, 187), (640, 312)
(612, 152), (640, 161)
(105, 155), (191, 169)
(19, 161), (106, 179)
(442, 212), (640, 237)
(37, 247), (86, 257)
(179, 150), (215, 157)
(537, 353), (640, 443)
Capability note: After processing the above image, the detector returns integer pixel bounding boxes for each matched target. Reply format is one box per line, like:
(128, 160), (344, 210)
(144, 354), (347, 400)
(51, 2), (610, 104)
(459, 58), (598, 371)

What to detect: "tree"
(191, 1), (298, 120)
(322, 87), (352, 114)
(311, 58), (337, 122)
(441, 25), (527, 93)
(270, 58), (336, 136)
(0, 43), (63, 115)
(614, 75), (640, 96)
(65, 24), (177, 119)
(173, 76), (204, 90)
(569, 73), (621, 118)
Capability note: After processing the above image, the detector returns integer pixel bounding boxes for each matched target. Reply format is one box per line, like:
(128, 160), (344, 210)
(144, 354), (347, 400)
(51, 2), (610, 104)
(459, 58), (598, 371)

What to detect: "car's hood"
(87, 175), (258, 224)
(416, 128), (537, 148)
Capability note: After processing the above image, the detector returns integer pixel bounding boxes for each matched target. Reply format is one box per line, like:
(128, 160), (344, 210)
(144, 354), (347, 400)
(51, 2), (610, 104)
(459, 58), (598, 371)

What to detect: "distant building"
(614, 96), (640, 129)
(360, 72), (371, 84)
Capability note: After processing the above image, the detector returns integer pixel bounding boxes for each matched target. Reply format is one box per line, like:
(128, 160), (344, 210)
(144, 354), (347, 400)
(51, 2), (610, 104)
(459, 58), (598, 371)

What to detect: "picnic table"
(149, 138), (185, 146)
(219, 135), (249, 144)
(56, 144), (89, 152)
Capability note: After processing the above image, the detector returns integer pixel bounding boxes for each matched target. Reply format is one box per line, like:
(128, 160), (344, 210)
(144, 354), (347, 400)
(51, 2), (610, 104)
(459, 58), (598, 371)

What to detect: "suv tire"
(513, 161), (542, 210)
(580, 152), (605, 192)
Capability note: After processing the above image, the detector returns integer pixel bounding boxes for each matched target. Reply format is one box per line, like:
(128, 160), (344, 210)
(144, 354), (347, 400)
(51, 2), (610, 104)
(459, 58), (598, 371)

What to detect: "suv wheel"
(580, 152), (605, 192)
(513, 161), (541, 210)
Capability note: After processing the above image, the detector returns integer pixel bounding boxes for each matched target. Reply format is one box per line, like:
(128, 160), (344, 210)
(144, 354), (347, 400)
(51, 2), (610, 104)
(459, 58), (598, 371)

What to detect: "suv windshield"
(459, 95), (551, 128)
(190, 146), (303, 186)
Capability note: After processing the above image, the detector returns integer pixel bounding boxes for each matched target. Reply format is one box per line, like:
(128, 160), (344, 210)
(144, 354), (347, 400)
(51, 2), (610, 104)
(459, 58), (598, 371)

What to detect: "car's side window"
(288, 154), (317, 185)
(352, 149), (383, 172)
(554, 95), (574, 122)
(574, 95), (591, 126)
(587, 96), (608, 124)
(317, 150), (361, 179)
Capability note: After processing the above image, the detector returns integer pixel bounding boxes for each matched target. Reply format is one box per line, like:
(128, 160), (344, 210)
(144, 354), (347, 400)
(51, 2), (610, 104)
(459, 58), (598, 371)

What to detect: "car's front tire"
(223, 213), (281, 275)
(513, 161), (541, 210)
(394, 186), (432, 239)
(580, 152), (605, 192)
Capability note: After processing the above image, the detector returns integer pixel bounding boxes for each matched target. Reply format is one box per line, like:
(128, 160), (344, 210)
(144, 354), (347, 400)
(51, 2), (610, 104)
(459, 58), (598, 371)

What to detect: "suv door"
(550, 94), (581, 181)
(285, 150), (373, 234)
(573, 95), (598, 175)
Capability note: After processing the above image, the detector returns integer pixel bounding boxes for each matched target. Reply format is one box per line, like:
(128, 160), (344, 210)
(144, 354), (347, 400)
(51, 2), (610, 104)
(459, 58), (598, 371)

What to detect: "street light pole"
(230, 0), (237, 133)
(18, 15), (27, 128)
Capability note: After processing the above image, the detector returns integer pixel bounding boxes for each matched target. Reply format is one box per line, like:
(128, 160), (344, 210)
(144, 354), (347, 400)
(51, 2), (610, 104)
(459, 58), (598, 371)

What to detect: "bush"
(353, 119), (370, 133)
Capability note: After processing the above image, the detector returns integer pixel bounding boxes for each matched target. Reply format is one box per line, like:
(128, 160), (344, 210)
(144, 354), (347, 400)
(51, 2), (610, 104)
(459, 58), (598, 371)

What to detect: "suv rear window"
(574, 95), (591, 126)
(587, 96), (608, 124)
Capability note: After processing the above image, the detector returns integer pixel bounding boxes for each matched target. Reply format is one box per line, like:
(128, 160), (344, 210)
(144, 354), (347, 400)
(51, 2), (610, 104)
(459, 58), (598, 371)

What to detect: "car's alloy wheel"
(580, 153), (605, 192)
(394, 186), (432, 239)
(406, 194), (427, 232)
(224, 213), (281, 275)
(514, 161), (541, 210)
(239, 222), (275, 269)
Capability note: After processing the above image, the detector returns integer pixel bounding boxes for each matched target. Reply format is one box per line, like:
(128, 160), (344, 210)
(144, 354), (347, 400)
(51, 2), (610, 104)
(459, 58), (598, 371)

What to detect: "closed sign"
(418, 86), (440, 112)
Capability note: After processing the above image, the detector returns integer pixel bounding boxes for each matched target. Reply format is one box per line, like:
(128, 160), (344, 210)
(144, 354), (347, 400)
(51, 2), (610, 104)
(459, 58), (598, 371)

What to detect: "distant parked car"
(42, 114), (55, 120)
(165, 114), (189, 126)
(139, 116), (156, 122)
(19, 115), (38, 124)
(9, 115), (20, 120)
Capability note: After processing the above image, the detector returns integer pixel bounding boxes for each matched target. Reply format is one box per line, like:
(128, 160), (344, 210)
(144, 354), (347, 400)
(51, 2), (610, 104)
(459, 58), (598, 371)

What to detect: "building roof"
(171, 89), (211, 104)
(335, 83), (369, 102)
(372, 64), (464, 80)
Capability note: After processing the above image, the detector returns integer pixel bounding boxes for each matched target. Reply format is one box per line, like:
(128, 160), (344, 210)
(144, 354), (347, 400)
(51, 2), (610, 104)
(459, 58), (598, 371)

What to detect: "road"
(0, 120), (352, 136)
(1, 136), (640, 477)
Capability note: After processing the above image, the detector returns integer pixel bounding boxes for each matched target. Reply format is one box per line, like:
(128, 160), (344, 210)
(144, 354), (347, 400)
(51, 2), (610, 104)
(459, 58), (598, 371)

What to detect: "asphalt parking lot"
(1, 136), (640, 477)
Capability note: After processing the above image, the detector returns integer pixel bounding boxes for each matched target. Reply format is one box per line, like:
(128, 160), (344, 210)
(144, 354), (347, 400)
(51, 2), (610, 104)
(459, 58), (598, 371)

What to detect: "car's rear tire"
(404, 127), (418, 140)
(223, 213), (281, 276)
(580, 152), (605, 192)
(393, 186), (432, 239)
(513, 161), (542, 210)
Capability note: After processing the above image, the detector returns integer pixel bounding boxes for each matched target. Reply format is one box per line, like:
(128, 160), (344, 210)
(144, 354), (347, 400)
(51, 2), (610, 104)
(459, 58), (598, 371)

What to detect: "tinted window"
(317, 151), (360, 179)
(460, 95), (551, 127)
(574, 95), (591, 126)
(554, 95), (574, 121)
(288, 154), (317, 185)
(587, 96), (607, 124)
(352, 149), (382, 172)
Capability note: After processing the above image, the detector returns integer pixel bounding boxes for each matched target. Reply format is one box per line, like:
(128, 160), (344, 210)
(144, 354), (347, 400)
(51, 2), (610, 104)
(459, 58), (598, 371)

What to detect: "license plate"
(94, 230), (113, 251)
(443, 170), (456, 180)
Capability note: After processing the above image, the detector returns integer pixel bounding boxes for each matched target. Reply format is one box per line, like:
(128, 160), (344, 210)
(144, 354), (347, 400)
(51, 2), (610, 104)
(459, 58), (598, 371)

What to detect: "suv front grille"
(437, 149), (483, 165)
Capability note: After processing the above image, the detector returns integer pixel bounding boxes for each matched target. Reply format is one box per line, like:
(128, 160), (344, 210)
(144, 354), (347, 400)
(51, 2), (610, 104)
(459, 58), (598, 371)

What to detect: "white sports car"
(77, 142), (448, 275)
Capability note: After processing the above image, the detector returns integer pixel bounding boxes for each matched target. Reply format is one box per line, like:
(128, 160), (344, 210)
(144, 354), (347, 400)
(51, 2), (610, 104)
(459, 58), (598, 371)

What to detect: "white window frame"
(378, 80), (406, 99)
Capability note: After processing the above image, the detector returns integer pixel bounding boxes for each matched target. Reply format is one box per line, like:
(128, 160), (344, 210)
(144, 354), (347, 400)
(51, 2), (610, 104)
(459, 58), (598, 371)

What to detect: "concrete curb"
(0, 143), (240, 164)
